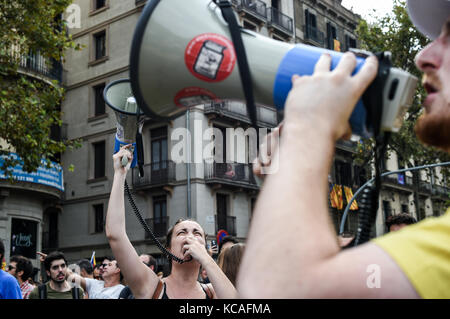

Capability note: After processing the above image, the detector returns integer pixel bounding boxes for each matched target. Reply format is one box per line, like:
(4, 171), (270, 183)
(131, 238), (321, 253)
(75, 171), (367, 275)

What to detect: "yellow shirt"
(373, 208), (450, 299)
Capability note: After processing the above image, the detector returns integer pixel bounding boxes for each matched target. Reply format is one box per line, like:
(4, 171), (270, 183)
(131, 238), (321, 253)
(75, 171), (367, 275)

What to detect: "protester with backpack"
(28, 251), (83, 299)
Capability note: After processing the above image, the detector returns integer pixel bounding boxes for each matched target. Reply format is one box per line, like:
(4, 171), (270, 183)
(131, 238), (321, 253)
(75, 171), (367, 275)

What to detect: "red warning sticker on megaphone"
(185, 33), (236, 83)
(174, 87), (219, 108)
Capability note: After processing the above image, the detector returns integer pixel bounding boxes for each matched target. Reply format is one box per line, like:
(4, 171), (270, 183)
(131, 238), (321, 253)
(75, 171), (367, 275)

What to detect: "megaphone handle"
(121, 155), (129, 167)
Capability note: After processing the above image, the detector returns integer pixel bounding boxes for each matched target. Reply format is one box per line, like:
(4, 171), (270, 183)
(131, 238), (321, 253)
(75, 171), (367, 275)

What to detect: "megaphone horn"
(130, 0), (418, 137)
(103, 78), (144, 175)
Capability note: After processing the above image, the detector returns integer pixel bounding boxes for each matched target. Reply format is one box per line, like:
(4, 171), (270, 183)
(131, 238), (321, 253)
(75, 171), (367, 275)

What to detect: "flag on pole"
(344, 186), (359, 210)
(330, 184), (343, 210)
(90, 251), (96, 267)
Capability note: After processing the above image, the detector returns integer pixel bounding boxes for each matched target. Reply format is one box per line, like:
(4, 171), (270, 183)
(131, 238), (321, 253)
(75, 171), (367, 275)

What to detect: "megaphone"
(103, 79), (144, 175)
(130, 0), (418, 137)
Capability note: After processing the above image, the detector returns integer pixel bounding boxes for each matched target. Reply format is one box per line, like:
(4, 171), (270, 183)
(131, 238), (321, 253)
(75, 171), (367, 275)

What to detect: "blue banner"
(0, 153), (64, 191)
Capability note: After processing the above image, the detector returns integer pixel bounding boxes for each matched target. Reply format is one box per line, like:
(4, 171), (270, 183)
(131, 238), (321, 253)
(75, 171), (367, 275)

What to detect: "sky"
(341, 0), (394, 22)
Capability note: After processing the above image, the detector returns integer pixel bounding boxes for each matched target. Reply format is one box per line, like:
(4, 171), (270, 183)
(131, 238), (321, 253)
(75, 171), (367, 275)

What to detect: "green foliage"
(0, 0), (81, 177)
(354, 0), (450, 182)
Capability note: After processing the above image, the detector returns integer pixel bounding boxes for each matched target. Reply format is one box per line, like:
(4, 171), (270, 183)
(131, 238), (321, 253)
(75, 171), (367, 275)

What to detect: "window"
(305, 9), (317, 38)
(151, 127), (168, 170)
(401, 204), (408, 214)
(216, 193), (229, 231)
(153, 196), (167, 237)
(271, 0), (279, 9)
(93, 141), (105, 179)
(93, 204), (104, 233)
(345, 35), (357, 51)
(335, 160), (352, 186)
(93, 83), (106, 116)
(383, 200), (392, 223)
(326, 23), (338, 50)
(94, 0), (106, 10)
(213, 125), (227, 163)
(94, 31), (106, 60)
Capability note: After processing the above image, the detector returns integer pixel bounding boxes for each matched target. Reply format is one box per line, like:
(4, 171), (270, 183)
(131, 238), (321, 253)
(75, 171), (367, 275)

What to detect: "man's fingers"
(334, 52), (357, 76)
(352, 55), (379, 93)
(314, 53), (332, 74)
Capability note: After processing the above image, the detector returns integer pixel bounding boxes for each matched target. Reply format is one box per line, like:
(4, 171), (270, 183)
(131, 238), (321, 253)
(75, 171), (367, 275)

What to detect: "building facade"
(57, 0), (370, 271)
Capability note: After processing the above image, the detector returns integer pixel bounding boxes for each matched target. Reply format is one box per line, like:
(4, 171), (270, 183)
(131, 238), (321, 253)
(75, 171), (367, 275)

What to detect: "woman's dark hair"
(44, 251), (67, 272)
(10, 255), (33, 281)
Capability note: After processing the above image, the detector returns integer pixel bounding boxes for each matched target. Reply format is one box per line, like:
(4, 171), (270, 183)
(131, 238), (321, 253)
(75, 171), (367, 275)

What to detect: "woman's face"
(170, 220), (206, 259)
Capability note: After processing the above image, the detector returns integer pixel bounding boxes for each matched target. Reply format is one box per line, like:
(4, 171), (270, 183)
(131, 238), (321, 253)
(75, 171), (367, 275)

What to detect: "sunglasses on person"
(99, 263), (108, 268)
(7, 265), (16, 271)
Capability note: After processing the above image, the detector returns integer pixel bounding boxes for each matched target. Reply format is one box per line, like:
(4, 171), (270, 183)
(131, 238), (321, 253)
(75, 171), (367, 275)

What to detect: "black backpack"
(38, 283), (82, 299)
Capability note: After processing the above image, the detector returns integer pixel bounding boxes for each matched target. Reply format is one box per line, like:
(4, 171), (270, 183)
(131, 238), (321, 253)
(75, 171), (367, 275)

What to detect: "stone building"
(55, 0), (362, 270)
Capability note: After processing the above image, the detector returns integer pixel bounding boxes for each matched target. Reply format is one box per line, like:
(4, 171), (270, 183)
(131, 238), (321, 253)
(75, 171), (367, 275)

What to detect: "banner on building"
(0, 153), (64, 191)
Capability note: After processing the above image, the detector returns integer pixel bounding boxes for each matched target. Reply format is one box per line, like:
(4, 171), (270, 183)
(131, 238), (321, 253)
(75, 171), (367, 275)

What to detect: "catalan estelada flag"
(330, 185), (343, 210)
(90, 251), (96, 267)
(344, 186), (359, 211)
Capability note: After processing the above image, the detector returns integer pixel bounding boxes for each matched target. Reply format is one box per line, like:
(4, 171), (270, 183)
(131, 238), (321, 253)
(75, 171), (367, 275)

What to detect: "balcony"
(381, 174), (414, 193)
(204, 101), (278, 127)
(303, 24), (325, 46)
(132, 161), (176, 189)
(232, 0), (268, 22)
(267, 7), (293, 36)
(17, 52), (63, 83)
(216, 215), (237, 237)
(432, 184), (450, 198)
(418, 181), (432, 194)
(145, 216), (169, 239)
(205, 162), (258, 190)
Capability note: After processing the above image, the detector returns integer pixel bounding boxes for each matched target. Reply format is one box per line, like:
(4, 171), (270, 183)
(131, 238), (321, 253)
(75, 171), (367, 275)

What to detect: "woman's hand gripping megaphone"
(113, 144), (134, 175)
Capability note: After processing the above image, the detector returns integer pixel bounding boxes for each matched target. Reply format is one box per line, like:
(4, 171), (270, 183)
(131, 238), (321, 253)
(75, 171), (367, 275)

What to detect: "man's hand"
(284, 52), (378, 141)
(37, 252), (47, 263)
(253, 122), (283, 178)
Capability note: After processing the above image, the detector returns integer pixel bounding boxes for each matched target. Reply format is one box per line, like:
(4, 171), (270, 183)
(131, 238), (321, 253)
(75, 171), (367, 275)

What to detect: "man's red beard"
(415, 108), (450, 151)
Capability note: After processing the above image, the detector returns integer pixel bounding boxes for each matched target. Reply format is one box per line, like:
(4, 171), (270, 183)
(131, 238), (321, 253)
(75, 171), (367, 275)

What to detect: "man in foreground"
(238, 0), (450, 298)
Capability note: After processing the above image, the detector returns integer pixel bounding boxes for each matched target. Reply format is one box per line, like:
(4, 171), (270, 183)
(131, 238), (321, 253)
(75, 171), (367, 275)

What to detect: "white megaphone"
(103, 79), (144, 174)
(129, 0), (418, 137)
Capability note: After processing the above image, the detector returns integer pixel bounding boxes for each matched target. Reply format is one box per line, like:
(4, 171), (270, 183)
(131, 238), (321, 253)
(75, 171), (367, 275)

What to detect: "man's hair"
(10, 255), (33, 281)
(77, 259), (93, 275)
(141, 254), (157, 270)
(386, 213), (417, 230)
(112, 259), (124, 282)
(219, 235), (238, 253)
(44, 251), (67, 272)
(0, 239), (4, 261)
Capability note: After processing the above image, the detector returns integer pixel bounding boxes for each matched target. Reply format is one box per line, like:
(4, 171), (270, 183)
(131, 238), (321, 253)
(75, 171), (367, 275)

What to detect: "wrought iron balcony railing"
(267, 7), (293, 34)
(132, 161), (176, 189)
(303, 24), (325, 45)
(17, 52), (63, 82)
(205, 162), (258, 188)
(232, 0), (268, 20)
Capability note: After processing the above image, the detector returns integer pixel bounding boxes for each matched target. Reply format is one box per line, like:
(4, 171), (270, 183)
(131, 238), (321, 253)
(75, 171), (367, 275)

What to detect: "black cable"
(124, 180), (190, 264)
(353, 133), (390, 246)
